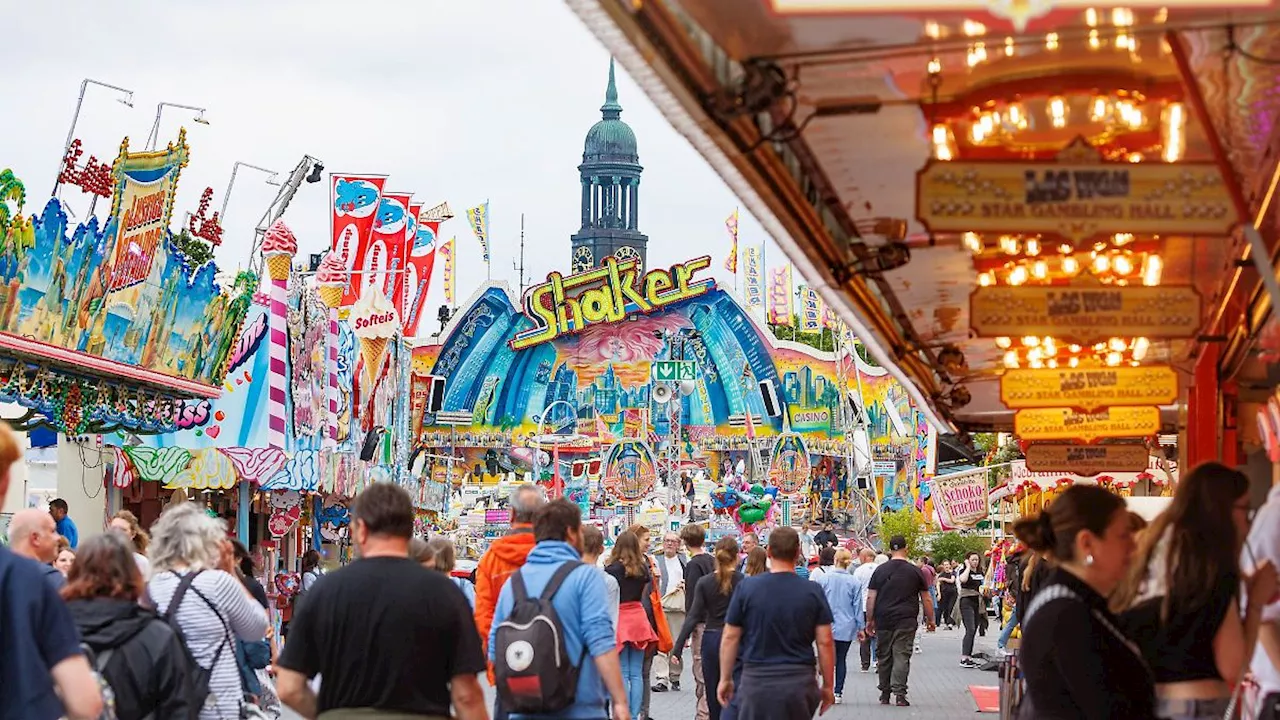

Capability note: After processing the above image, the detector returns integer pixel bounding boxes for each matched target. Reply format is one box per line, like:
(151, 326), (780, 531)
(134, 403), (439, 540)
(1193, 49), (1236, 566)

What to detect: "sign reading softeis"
(510, 256), (716, 350)
(917, 139), (1236, 242)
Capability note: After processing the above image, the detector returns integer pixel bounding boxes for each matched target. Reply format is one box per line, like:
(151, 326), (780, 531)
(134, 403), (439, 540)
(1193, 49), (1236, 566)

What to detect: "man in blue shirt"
(50, 498), (77, 549)
(0, 424), (101, 720)
(490, 499), (630, 720)
(718, 526), (836, 719)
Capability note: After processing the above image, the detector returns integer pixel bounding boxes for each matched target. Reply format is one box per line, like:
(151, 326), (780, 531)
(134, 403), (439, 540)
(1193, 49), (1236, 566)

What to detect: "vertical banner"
(403, 204), (440, 337)
(440, 237), (456, 307)
(800, 286), (822, 332)
(743, 245), (764, 309)
(767, 265), (793, 325)
(106, 134), (189, 293)
(372, 191), (412, 304)
(822, 304), (838, 330)
(466, 202), (490, 263)
(410, 372), (431, 442)
(330, 173), (388, 307)
(724, 209), (739, 273)
(397, 201), (423, 322)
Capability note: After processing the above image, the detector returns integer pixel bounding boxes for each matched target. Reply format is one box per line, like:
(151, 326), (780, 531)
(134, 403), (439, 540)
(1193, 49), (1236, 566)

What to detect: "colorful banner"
(106, 137), (188, 292)
(330, 173), (388, 307)
(410, 372), (431, 442)
(743, 246), (763, 309)
(1000, 364), (1178, 412)
(440, 237), (455, 307)
(916, 144), (1236, 241)
(402, 204), (439, 337)
(372, 191), (412, 304)
(466, 202), (490, 263)
(970, 284), (1202, 344)
(933, 469), (988, 528)
(767, 265), (792, 325)
(724, 209), (739, 273)
(800, 286), (822, 332)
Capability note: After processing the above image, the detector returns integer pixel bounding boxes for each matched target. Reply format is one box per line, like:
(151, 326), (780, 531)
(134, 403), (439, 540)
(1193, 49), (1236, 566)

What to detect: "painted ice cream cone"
(351, 285), (400, 384)
(261, 220), (299, 283)
(316, 252), (348, 309)
(360, 336), (388, 382)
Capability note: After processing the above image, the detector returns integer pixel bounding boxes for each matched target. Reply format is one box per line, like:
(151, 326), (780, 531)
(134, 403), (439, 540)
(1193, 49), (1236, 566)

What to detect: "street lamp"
(220, 161), (281, 223)
(55, 78), (134, 195)
(145, 102), (209, 150)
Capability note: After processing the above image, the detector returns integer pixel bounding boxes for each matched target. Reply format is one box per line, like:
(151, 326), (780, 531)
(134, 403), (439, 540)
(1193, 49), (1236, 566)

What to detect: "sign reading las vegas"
(511, 256), (715, 350)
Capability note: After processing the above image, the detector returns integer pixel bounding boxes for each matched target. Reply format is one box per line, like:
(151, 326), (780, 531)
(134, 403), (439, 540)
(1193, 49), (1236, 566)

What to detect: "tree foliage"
(173, 229), (214, 268)
(878, 507), (924, 555)
(921, 531), (989, 563)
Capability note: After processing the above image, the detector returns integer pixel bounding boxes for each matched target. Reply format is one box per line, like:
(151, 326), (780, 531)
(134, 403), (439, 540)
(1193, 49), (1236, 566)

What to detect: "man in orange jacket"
(474, 482), (547, 684)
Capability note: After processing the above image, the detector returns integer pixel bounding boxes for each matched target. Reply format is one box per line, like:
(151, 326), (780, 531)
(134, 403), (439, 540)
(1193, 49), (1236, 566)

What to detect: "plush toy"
(735, 483), (779, 529)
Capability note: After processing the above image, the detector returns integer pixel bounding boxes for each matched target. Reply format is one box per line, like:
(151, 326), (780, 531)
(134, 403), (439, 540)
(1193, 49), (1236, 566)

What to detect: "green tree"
(921, 531), (989, 563)
(173, 229), (214, 268)
(878, 507), (924, 555)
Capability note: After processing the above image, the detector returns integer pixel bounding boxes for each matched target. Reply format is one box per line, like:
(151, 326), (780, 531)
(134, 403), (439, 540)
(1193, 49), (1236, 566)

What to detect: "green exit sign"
(652, 360), (697, 382)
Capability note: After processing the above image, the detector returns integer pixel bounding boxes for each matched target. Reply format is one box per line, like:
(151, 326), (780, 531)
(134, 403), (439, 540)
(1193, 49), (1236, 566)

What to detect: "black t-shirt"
(278, 556), (485, 715)
(1, 547), (82, 720)
(684, 553), (716, 612)
(869, 558), (927, 631)
(606, 561), (652, 603)
(725, 571), (833, 666)
(1119, 571), (1238, 682)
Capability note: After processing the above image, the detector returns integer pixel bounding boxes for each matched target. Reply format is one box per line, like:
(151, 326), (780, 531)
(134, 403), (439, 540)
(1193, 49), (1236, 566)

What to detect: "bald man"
(10, 508), (65, 590)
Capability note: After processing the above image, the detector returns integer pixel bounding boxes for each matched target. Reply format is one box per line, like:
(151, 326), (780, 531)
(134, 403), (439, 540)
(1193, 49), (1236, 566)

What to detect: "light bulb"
(1113, 233), (1134, 246)
(1047, 358), (1058, 368)
(1105, 351), (1123, 367)
(1108, 337), (1127, 352)
(1113, 254), (1134, 275)
(1089, 29), (1101, 50)
(1000, 235), (1020, 254)
(1093, 254), (1111, 273)
(1085, 7), (1098, 26)
(963, 231), (983, 252)
(1028, 347), (1043, 362)
(1005, 37), (1015, 56)
(978, 271), (994, 287)
(1025, 238), (1041, 256)
(1068, 357), (1080, 368)
(1062, 255), (1080, 274)
(927, 57), (942, 75)
(1133, 337), (1150, 361)
(1029, 358), (1045, 369)
(995, 336), (1013, 349)
(1022, 336), (1040, 347)
(1032, 260), (1048, 279)
(1069, 344), (1082, 353)
(1003, 350), (1020, 368)
(1045, 32), (1060, 50)
(932, 124), (956, 161)
(1043, 338), (1058, 356)
(1090, 95), (1110, 122)
(1143, 255), (1163, 286)
(1048, 96), (1068, 128)
(1008, 266), (1028, 285)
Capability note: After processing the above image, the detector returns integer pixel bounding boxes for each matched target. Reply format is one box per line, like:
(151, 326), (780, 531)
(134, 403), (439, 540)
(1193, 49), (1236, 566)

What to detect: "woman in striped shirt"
(147, 504), (269, 719)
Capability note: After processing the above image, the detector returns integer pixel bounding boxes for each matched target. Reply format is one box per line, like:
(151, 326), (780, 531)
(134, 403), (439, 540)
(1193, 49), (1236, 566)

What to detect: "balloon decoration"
(710, 482), (779, 532)
(768, 432), (812, 495)
(601, 439), (658, 504)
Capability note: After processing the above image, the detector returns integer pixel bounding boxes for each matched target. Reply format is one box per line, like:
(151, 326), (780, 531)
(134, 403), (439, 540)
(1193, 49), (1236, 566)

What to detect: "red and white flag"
(330, 173), (387, 307)
(372, 191), (413, 304)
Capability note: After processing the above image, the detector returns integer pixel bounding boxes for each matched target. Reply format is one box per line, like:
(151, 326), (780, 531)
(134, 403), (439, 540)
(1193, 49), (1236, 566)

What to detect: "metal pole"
(146, 103), (164, 151)
(221, 163), (242, 221)
(55, 79), (134, 197)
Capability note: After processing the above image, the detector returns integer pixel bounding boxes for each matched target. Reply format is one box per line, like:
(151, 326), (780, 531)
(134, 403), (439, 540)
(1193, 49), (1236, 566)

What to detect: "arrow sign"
(653, 361), (677, 381)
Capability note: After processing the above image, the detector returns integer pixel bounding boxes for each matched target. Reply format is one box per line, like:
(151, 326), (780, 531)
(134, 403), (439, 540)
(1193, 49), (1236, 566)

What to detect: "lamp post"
(145, 102), (209, 150)
(55, 79), (134, 196)
(221, 161), (281, 228)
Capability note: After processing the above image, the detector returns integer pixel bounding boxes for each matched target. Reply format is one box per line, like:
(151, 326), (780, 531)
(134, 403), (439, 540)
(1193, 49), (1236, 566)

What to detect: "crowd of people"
(6, 409), (1280, 720)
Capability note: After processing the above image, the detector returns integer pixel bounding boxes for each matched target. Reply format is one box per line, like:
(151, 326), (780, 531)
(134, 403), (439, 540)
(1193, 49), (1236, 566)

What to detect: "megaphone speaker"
(652, 384), (673, 404)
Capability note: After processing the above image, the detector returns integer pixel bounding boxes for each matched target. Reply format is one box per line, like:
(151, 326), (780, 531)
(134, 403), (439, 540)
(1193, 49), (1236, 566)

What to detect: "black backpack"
(146, 570), (230, 715)
(493, 561), (588, 714)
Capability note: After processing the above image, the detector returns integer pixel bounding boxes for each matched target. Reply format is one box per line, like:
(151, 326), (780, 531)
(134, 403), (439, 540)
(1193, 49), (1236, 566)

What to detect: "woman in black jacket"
(63, 532), (190, 720)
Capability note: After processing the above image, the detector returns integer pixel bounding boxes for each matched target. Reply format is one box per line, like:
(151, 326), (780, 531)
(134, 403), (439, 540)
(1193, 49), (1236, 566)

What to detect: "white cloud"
(6, 0), (793, 327)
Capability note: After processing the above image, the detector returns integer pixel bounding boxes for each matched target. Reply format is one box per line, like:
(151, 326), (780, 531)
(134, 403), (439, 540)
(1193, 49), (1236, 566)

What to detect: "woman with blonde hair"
(607, 530), (659, 717)
(109, 509), (150, 577)
(672, 537), (742, 720)
(815, 548), (859, 704)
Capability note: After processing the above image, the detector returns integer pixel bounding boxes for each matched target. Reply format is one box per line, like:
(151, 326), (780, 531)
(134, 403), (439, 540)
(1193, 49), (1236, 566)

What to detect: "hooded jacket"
(489, 541), (616, 720)
(474, 524), (536, 659)
(67, 597), (191, 720)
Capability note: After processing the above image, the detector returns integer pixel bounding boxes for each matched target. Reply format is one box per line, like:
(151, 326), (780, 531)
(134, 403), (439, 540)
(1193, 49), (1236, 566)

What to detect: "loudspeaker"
(759, 381), (781, 417)
(427, 375), (446, 413)
(652, 384), (673, 404)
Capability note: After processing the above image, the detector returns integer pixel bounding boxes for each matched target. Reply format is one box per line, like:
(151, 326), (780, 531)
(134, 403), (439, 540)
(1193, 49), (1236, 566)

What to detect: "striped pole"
(267, 276), (288, 450)
(325, 307), (339, 447)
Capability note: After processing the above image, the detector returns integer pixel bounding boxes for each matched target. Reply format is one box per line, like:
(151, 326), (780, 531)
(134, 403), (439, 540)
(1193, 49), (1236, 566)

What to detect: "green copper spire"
(601, 57), (622, 119)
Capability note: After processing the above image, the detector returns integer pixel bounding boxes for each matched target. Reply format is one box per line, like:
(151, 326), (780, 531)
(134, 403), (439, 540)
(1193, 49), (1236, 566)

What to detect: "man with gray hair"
(9, 507), (66, 590)
(474, 482), (546, 715)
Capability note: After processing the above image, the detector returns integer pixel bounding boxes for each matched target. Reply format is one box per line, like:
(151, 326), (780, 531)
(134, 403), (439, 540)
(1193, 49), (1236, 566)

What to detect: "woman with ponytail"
(672, 537), (743, 720)
(1013, 484), (1153, 719)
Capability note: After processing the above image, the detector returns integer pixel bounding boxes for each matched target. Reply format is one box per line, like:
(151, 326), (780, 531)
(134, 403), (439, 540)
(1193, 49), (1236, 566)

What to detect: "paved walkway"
(280, 623), (1001, 719)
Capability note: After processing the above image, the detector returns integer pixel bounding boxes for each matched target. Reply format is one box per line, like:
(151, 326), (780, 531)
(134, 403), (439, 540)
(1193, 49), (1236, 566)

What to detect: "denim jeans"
(621, 646), (646, 716)
(834, 640), (852, 693)
(997, 607), (1018, 649)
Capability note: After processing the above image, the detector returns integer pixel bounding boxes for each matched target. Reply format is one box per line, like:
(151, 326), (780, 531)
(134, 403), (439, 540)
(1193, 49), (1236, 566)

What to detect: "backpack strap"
(510, 569), (530, 604)
(538, 561), (584, 603)
(154, 569), (205, 622)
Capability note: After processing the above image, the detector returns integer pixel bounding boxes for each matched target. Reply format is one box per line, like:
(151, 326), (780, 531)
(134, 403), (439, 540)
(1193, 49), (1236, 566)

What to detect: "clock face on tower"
(572, 246), (594, 272)
(614, 246), (640, 263)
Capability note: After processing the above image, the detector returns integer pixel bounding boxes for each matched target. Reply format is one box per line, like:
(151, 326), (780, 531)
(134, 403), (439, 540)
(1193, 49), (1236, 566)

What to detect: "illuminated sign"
(1023, 443), (1151, 475)
(971, 282), (1201, 344)
(510, 256), (715, 350)
(106, 134), (188, 291)
(917, 142), (1236, 241)
(1001, 364), (1178, 412)
(1014, 406), (1161, 443)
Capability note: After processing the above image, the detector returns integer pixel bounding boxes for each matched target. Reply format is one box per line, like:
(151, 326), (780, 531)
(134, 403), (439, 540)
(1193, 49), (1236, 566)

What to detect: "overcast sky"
(7, 0), (793, 320)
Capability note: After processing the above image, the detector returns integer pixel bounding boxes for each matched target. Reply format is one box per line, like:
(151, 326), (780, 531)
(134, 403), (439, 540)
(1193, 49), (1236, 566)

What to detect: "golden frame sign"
(1023, 443), (1151, 476)
(970, 284), (1201, 343)
(1014, 406), (1161, 443)
(1001, 365), (1178, 412)
(916, 147), (1235, 241)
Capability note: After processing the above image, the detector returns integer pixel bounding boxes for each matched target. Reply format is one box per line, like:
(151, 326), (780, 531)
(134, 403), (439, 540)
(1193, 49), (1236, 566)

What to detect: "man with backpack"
(490, 499), (630, 720)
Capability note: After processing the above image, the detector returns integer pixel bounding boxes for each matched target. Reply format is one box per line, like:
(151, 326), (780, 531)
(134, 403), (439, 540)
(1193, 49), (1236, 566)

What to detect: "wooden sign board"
(1014, 406), (1161, 443)
(1023, 443), (1151, 475)
(1001, 365), (1178, 412)
(971, 284), (1201, 344)
(916, 149), (1235, 241)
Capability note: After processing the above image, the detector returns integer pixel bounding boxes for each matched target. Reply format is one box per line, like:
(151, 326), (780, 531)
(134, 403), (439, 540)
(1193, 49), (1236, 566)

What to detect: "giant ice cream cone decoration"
(261, 220), (298, 451)
(315, 252), (346, 447)
(351, 285), (399, 386)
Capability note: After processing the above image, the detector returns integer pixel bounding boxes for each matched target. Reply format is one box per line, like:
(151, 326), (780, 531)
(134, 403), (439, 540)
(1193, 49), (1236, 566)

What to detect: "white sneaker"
(834, 693), (843, 704)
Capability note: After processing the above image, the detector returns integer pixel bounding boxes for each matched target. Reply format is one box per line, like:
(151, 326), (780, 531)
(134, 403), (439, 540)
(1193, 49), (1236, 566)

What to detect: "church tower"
(570, 59), (648, 273)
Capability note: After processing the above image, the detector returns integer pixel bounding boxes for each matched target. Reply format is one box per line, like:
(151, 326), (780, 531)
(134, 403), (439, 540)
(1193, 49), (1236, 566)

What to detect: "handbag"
(661, 586), (685, 613)
(648, 566), (674, 653)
